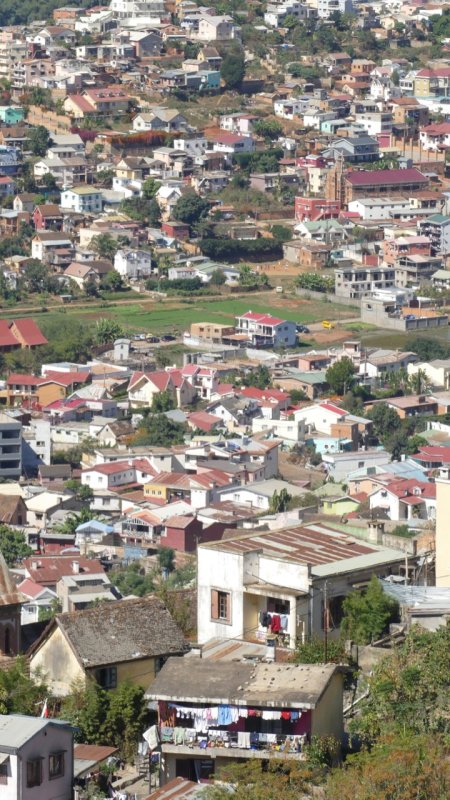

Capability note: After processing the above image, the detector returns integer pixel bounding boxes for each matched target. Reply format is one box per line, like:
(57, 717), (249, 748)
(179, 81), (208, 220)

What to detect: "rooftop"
(146, 658), (339, 709)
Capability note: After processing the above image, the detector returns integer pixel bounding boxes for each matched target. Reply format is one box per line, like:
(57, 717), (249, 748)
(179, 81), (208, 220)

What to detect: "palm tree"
(55, 507), (101, 536)
(408, 368), (431, 395)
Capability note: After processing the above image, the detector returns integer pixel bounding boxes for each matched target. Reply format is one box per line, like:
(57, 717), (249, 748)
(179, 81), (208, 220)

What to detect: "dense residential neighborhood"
(0, 0), (448, 799)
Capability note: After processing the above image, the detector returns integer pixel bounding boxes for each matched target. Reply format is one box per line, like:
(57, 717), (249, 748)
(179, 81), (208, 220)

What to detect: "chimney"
(367, 521), (384, 545)
(31, 560), (39, 570)
(72, 560), (80, 574)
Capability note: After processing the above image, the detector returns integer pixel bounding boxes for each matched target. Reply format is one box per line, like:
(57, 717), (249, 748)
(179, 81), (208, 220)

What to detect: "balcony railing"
(159, 727), (307, 757)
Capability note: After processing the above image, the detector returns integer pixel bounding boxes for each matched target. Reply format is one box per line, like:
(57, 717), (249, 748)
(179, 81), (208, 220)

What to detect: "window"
(27, 759), (42, 788)
(96, 666), (117, 689)
(211, 589), (231, 623)
(49, 752), (64, 780)
(0, 763), (8, 784)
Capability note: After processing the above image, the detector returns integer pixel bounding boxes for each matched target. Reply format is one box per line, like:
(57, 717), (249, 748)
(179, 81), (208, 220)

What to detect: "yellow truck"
(322, 320), (335, 330)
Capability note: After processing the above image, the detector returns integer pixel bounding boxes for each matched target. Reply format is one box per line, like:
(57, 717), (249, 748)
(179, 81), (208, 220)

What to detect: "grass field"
(0, 293), (354, 336)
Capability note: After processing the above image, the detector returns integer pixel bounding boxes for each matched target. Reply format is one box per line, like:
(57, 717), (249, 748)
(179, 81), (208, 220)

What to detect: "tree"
(64, 479), (94, 502)
(27, 125), (51, 156)
(102, 681), (147, 759)
(270, 224), (293, 243)
(112, 562), (156, 597)
(242, 365), (272, 390)
(325, 357), (356, 395)
(269, 488), (292, 513)
(120, 196), (161, 225)
(0, 526), (32, 566)
(352, 622), (450, 741)
(326, 734), (449, 800)
(294, 636), (348, 665)
(172, 192), (210, 226)
(94, 318), (125, 345)
(101, 270), (124, 292)
(0, 656), (47, 715)
(151, 390), (175, 413)
(133, 414), (186, 446)
(238, 264), (270, 290)
(296, 273), (334, 293)
(56, 508), (100, 536)
(408, 368), (431, 395)
(340, 576), (399, 645)
(41, 172), (58, 191)
(155, 350), (172, 369)
(157, 546), (175, 573)
(209, 268), (226, 286)
(254, 119), (283, 140)
(91, 233), (119, 261)
(368, 404), (401, 441)
(38, 598), (62, 622)
(23, 259), (50, 293)
(142, 178), (161, 199)
(221, 52), (245, 89)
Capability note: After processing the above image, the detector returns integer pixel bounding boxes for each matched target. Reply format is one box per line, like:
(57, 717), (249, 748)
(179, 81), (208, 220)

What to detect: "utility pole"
(323, 580), (328, 663)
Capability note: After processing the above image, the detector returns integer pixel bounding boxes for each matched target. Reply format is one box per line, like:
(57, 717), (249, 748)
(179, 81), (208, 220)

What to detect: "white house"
(18, 579), (57, 625)
(322, 450), (391, 482)
(60, 187), (103, 214)
(348, 197), (410, 221)
(317, 0), (353, 18)
(274, 99), (305, 120)
(114, 248), (154, 281)
(196, 519), (406, 647)
(81, 461), (137, 490)
(420, 122), (450, 151)
(217, 479), (307, 511)
(369, 478), (436, 522)
(219, 113), (255, 134)
(0, 714), (74, 800)
(236, 311), (297, 347)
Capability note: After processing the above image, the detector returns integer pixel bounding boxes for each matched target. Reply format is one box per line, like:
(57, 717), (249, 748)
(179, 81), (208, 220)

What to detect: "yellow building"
(29, 596), (187, 696)
(435, 469), (450, 587)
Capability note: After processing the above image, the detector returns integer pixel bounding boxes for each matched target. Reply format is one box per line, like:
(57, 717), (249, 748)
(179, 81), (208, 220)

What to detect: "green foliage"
(23, 259), (59, 294)
(112, 562), (156, 597)
(94, 318), (125, 345)
(238, 264), (270, 290)
(0, 525), (32, 566)
(269, 488), (292, 513)
(325, 357), (356, 395)
(157, 546), (175, 573)
(146, 276), (204, 294)
(352, 622), (450, 741)
(91, 233), (119, 261)
(38, 598), (62, 622)
(289, 389), (308, 403)
(0, 657), (47, 715)
(242, 364), (272, 389)
(270, 224), (293, 243)
(120, 196), (161, 225)
(151, 390), (175, 413)
(254, 119), (283, 140)
(209, 268), (226, 286)
(26, 125), (52, 156)
(368, 403), (401, 440)
(293, 636), (348, 665)
(341, 576), (399, 645)
(391, 524), (414, 538)
(142, 178), (161, 199)
(133, 414), (186, 446)
(220, 52), (245, 89)
(172, 192), (210, 226)
(325, 733), (450, 800)
(56, 508), (99, 536)
(234, 147), (284, 174)
(61, 679), (147, 759)
(296, 273), (334, 293)
(64, 479), (94, 502)
(100, 270), (124, 292)
(409, 337), (450, 361)
(200, 237), (281, 263)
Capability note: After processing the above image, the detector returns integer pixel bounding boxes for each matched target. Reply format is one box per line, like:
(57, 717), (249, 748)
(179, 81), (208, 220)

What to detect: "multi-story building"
(235, 312), (297, 348)
(317, 0), (353, 18)
(60, 187), (103, 214)
(0, 411), (22, 480)
(418, 214), (450, 256)
(334, 263), (395, 299)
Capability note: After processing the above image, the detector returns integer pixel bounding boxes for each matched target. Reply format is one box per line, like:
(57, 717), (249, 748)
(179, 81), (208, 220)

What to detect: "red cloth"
(271, 614), (281, 633)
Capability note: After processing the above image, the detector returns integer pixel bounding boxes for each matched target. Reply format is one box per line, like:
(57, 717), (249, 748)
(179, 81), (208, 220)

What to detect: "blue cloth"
(218, 705), (232, 725)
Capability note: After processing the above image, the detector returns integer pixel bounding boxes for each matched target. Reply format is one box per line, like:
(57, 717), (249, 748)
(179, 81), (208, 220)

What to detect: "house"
(17, 578), (58, 625)
(60, 187), (103, 214)
(236, 312), (297, 348)
(82, 86), (131, 115)
(217, 478), (306, 511)
(5, 372), (87, 410)
(114, 248), (154, 281)
(375, 394), (438, 420)
(321, 135), (380, 164)
(0, 715), (74, 799)
(341, 168), (429, 204)
(0, 493), (27, 525)
(0, 318), (47, 352)
(29, 596), (187, 696)
(196, 520), (406, 647)
(127, 370), (195, 408)
(334, 263), (395, 300)
(132, 108), (187, 132)
(369, 478), (436, 522)
(22, 555), (105, 592)
(31, 232), (74, 266)
(418, 214), (450, 256)
(146, 658), (344, 784)
(32, 204), (63, 231)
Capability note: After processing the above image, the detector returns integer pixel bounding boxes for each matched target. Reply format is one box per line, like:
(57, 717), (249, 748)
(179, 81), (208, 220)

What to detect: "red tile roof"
(66, 94), (96, 113)
(44, 371), (89, 387)
(24, 555), (105, 585)
(0, 320), (20, 347)
(7, 373), (46, 387)
(346, 168), (427, 187)
(188, 411), (221, 431)
(240, 311), (286, 326)
(11, 318), (48, 346)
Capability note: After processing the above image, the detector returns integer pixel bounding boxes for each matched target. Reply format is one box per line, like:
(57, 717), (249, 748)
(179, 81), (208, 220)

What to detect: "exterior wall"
(30, 624), (85, 696)
(0, 603), (21, 656)
(0, 416), (22, 479)
(435, 476), (450, 587)
(2, 725), (73, 800)
(87, 656), (157, 690)
(310, 672), (344, 741)
(197, 547), (244, 643)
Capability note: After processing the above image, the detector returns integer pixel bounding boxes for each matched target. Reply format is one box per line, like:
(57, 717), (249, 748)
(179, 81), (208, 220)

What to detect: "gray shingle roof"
(56, 596), (187, 667)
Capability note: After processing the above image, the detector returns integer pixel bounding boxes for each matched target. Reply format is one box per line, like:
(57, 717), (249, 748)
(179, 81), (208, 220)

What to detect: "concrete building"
(334, 264), (395, 300)
(60, 187), (103, 214)
(0, 411), (22, 479)
(435, 467), (450, 588)
(317, 0), (353, 18)
(114, 248), (153, 281)
(0, 715), (74, 800)
(146, 658), (344, 784)
(196, 521), (406, 647)
(235, 312), (297, 348)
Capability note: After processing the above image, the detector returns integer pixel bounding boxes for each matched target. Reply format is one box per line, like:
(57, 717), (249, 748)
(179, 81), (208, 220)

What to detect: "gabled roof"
(32, 596), (187, 668)
(346, 168), (427, 187)
(11, 318), (48, 346)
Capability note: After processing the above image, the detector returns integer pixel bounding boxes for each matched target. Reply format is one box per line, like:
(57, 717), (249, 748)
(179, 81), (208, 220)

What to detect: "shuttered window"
(211, 589), (231, 623)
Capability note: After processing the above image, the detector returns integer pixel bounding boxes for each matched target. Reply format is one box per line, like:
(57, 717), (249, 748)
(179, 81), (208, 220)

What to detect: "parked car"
(161, 334), (176, 342)
(146, 335), (160, 343)
(296, 324), (310, 334)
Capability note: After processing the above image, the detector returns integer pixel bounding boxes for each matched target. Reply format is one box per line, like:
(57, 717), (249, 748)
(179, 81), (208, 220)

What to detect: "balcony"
(159, 727), (307, 761)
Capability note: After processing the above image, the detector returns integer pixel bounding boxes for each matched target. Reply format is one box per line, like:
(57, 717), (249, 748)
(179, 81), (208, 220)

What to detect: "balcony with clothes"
(146, 657), (344, 785)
